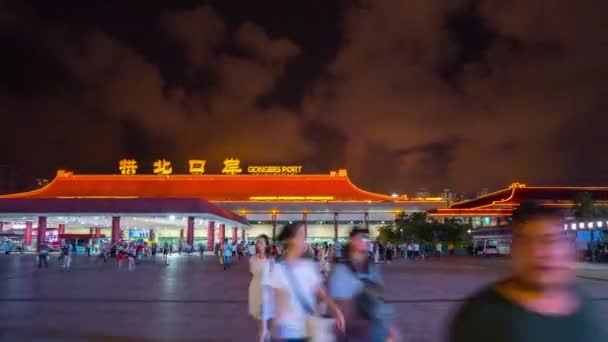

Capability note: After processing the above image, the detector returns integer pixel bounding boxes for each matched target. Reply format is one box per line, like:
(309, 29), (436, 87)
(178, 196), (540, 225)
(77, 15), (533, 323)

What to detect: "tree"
(572, 192), (606, 262)
(376, 224), (400, 244)
(573, 192), (604, 220)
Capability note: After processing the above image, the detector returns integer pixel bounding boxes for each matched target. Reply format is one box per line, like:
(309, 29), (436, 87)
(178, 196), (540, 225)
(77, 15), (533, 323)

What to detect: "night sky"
(1, 0), (608, 194)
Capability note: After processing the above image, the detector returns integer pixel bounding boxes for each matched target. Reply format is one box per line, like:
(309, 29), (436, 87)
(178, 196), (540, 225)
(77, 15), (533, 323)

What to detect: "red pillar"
(24, 221), (33, 247)
(111, 216), (121, 244)
(36, 216), (47, 252)
(333, 212), (339, 245)
(232, 227), (238, 244)
(219, 224), (226, 244)
(241, 228), (246, 241)
(207, 221), (215, 251)
(58, 223), (66, 236)
(303, 212), (308, 240)
(186, 217), (195, 246)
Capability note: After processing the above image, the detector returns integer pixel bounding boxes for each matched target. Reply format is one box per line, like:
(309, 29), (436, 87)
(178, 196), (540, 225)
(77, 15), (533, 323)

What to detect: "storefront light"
(571, 223), (577, 230)
(564, 224), (568, 230)
(169, 215), (176, 221)
(579, 222), (585, 229)
(588, 222), (594, 229)
(598, 222), (604, 228)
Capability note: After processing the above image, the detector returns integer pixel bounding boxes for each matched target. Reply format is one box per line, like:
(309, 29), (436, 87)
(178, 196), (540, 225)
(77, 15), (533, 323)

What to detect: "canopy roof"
(0, 198), (249, 225)
(0, 171), (414, 202)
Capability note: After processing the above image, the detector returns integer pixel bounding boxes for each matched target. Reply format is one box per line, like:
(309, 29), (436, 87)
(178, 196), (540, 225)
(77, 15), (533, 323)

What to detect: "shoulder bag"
(283, 263), (336, 342)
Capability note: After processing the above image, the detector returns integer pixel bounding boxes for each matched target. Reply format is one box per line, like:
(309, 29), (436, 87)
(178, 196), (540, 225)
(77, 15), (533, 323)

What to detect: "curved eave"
(428, 208), (513, 217)
(0, 172), (397, 202)
(449, 184), (608, 210)
(449, 187), (517, 209)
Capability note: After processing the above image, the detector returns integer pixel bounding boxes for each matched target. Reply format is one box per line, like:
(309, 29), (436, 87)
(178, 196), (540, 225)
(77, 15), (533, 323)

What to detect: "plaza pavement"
(0, 254), (606, 342)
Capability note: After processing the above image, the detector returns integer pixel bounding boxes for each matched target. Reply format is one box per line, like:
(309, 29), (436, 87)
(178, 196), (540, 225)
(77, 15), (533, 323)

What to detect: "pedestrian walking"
(62, 243), (72, 271)
(128, 244), (136, 271)
(222, 238), (234, 270)
(267, 222), (345, 341)
(163, 244), (169, 265)
(329, 228), (398, 341)
(449, 205), (606, 342)
(249, 234), (273, 342)
(37, 242), (50, 268)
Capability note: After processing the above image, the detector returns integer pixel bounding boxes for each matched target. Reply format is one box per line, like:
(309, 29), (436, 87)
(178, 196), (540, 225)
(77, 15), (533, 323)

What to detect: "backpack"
(345, 260), (385, 321)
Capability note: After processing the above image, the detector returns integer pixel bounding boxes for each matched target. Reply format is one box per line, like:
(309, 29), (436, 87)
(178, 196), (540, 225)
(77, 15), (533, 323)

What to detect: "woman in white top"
(249, 234), (273, 342)
(267, 223), (345, 341)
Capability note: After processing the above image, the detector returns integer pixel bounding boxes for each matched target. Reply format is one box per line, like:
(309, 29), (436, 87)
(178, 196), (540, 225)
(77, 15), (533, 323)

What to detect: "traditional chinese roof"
(449, 183), (608, 209)
(0, 170), (419, 203)
(427, 208), (512, 217)
(0, 198), (249, 225)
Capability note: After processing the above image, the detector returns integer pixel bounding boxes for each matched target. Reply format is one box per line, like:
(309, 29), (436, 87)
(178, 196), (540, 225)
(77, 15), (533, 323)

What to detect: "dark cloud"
(1, 0), (607, 195)
(304, 0), (608, 193)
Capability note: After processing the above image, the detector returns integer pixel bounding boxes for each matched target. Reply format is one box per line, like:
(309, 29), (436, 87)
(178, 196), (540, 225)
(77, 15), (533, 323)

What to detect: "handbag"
(283, 263), (335, 342)
(346, 261), (385, 321)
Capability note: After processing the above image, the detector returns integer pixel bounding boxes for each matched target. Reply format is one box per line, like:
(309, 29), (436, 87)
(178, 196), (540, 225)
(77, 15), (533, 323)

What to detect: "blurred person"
(62, 243), (72, 271)
(328, 228), (397, 342)
(449, 207), (605, 342)
(320, 242), (329, 275)
(267, 222), (345, 341)
(37, 242), (49, 268)
(117, 246), (126, 269)
(223, 238), (234, 270)
(249, 234), (274, 342)
(386, 243), (393, 264)
(128, 244), (136, 271)
(163, 243), (169, 265)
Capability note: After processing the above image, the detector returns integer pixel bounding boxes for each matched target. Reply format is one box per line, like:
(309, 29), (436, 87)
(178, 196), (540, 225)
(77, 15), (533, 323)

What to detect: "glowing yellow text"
(222, 158), (242, 175)
(153, 159), (173, 175)
(189, 159), (206, 175)
(247, 165), (303, 175)
(119, 159), (138, 175)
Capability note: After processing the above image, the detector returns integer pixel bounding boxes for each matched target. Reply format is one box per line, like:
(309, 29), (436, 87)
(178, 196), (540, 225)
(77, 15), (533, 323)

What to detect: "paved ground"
(0, 254), (607, 341)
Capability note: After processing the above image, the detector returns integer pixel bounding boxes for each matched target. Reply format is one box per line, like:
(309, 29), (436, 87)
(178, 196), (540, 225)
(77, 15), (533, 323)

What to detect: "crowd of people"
(247, 224), (398, 342)
(244, 210), (606, 341)
(10, 209), (607, 341)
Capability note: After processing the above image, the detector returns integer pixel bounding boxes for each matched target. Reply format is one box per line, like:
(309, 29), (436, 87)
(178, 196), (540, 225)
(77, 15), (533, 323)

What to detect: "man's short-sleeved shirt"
(328, 262), (382, 299)
(267, 259), (321, 339)
(223, 243), (233, 257)
(449, 282), (604, 342)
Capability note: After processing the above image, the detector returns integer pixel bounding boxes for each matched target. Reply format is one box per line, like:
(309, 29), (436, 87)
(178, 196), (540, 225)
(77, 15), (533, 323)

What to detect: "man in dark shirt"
(450, 208), (604, 342)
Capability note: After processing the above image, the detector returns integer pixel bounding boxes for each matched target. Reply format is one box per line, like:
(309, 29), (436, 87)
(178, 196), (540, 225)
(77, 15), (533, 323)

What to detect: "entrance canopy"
(0, 198), (248, 226)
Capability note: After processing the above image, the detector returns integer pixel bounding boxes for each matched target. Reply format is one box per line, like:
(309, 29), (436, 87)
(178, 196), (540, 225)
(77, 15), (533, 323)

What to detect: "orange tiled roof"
(0, 171), (402, 202)
(449, 183), (608, 209)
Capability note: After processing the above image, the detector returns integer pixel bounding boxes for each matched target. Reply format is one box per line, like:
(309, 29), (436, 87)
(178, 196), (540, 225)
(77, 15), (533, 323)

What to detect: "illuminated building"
(428, 182), (608, 227)
(0, 168), (444, 251)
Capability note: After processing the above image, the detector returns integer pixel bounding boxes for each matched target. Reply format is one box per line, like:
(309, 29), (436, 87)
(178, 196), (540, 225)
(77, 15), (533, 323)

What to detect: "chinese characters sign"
(118, 159), (138, 175)
(153, 159), (173, 175)
(221, 158), (242, 175)
(117, 158), (304, 175)
(189, 160), (206, 174)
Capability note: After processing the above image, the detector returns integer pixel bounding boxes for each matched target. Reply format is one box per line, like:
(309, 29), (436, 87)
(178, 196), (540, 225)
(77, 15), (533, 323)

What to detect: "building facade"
(0, 169), (445, 249)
